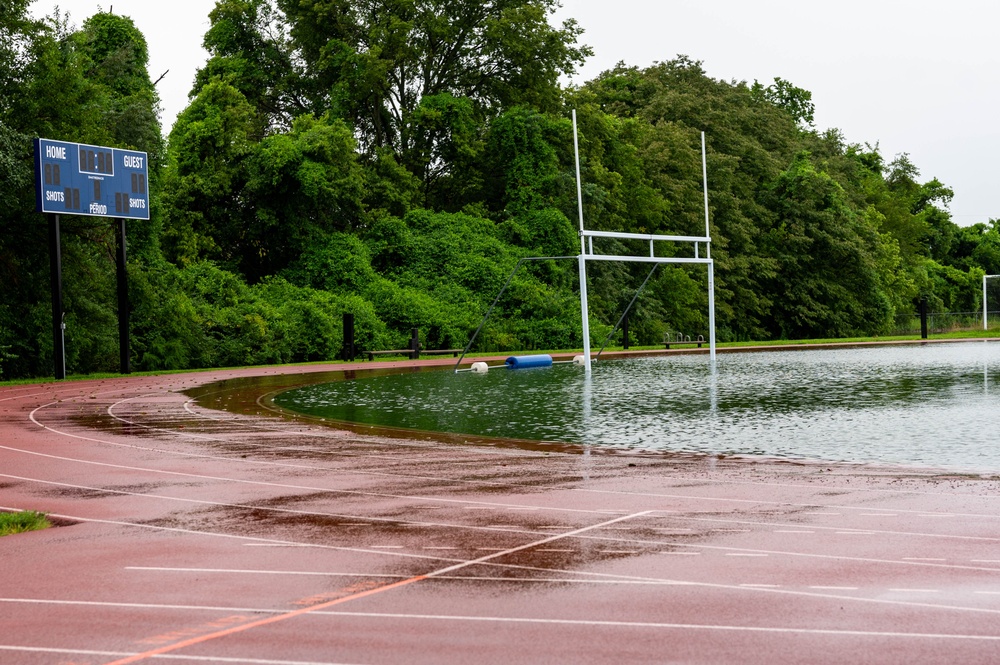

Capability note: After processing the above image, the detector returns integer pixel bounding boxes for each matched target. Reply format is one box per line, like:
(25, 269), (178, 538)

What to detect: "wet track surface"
(3, 355), (1000, 664)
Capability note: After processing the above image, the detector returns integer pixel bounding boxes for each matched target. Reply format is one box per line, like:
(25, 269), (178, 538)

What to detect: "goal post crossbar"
(572, 110), (716, 371)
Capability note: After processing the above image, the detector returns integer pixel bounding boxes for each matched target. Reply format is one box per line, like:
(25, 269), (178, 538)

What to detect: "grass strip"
(0, 510), (52, 537)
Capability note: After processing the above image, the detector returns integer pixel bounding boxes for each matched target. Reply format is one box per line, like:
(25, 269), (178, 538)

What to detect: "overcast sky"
(34, 0), (1000, 225)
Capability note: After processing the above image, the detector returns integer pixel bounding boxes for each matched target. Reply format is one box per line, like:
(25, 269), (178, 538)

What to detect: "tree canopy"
(1, 2), (996, 380)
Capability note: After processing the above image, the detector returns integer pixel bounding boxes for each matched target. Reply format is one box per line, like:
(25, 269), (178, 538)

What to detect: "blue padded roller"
(504, 354), (553, 369)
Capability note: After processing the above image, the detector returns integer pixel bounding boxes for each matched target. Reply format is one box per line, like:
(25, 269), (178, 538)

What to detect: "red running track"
(2, 357), (1000, 664)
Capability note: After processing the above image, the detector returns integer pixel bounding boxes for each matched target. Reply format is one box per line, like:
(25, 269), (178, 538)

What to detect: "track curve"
(3, 359), (1000, 664)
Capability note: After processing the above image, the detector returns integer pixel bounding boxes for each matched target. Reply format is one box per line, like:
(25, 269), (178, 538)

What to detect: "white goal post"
(985, 274), (1000, 331)
(572, 110), (716, 371)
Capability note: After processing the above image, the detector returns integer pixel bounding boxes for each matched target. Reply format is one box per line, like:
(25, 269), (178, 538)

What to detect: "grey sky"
(35, 0), (1000, 225)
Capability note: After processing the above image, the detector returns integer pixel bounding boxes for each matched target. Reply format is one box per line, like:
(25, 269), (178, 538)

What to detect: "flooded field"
(274, 342), (1000, 473)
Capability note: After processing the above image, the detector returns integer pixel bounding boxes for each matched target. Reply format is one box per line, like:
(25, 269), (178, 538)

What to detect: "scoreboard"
(34, 138), (150, 220)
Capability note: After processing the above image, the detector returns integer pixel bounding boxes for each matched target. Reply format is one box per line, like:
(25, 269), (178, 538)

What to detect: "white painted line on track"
(835, 531), (877, 535)
(740, 584), (781, 588)
(672, 514), (1000, 543)
(0, 604), (1000, 640)
(0, 645), (353, 664)
(234, 610), (1000, 641)
(6, 598), (1000, 642)
(123, 568), (689, 586)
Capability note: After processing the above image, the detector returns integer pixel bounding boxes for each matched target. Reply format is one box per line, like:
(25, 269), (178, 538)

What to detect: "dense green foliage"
(2, 2), (997, 379)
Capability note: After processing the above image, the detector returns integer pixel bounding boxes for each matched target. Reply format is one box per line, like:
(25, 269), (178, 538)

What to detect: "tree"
(762, 152), (894, 338)
(195, 0), (302, 134)
(277, 0), (588, 142)
(751, 77), (815, 127)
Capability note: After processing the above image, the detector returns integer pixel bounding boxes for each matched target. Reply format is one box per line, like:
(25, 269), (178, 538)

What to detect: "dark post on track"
(34, 138), (150, 378)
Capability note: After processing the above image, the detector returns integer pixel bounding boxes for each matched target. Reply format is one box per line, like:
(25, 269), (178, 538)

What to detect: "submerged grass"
(0, 511), (52, 536)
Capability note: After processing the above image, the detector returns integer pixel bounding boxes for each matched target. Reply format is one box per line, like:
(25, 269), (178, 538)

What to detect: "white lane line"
(674, 514), (1000, 543)
(0, 646), (348, 665)
(251, 611), (1000, 641)
(129, 568), (400, 578)
(124, 569), (684, 586)
(599, 550), (640, 555)
(7, 606), (1000, 642)
(835, 531), (877, 535)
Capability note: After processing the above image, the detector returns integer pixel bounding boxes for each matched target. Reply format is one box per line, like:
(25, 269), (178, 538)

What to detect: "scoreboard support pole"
(116, 218), (130, 374)
(48, 214), (66, 380)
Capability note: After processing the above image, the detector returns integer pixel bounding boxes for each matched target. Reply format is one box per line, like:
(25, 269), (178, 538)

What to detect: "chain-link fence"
(890, 311), (1000, 335)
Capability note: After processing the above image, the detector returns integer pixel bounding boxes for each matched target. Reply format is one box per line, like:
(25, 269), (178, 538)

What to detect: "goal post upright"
(702, 131), (716, 363)
(572, 110), (593, 371)
(572, 111), (716, 371)
(985, 274), (1000, 331)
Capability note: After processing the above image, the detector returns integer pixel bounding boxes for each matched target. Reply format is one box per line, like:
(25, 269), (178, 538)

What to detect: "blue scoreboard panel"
(34, 138), (150, 220)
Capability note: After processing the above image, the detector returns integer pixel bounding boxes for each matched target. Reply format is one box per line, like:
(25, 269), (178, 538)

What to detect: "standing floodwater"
(274, 342), (1000, 473)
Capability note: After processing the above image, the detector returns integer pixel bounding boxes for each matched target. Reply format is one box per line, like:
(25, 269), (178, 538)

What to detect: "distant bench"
(664, 334), (705, 350)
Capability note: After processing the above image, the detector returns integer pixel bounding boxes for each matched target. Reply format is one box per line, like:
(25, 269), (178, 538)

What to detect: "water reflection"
(274, 342), (1000, 473)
